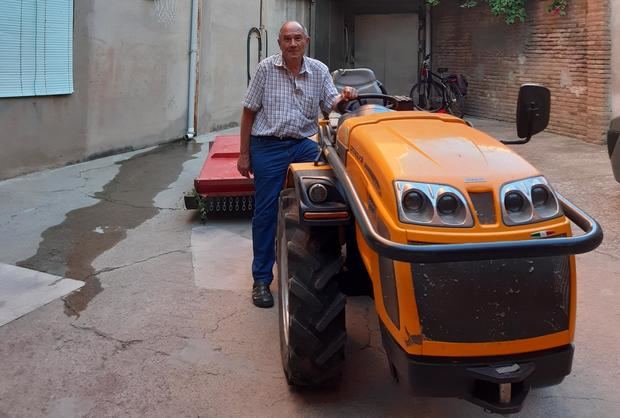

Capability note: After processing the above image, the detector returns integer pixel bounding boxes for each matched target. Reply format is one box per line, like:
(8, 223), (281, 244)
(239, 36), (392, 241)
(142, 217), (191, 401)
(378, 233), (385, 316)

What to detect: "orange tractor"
(276, 85), (602, 414)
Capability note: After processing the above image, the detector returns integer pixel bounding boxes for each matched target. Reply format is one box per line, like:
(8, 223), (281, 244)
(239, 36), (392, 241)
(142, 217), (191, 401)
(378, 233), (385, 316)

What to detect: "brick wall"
(432, 0), (611, 143)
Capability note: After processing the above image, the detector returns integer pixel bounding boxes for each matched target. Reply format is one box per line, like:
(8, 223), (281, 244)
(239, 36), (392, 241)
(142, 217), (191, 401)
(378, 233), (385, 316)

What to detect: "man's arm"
(237, 107), (256, 178)
(238, 61), (266, 178)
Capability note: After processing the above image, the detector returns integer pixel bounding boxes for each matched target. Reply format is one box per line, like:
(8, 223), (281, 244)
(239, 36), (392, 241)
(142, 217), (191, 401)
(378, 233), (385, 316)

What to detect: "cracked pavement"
(1, 122), (620, 417)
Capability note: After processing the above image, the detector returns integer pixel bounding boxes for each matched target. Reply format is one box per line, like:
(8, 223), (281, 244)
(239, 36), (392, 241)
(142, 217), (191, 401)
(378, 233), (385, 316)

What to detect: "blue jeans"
(250, 135), (319, 285)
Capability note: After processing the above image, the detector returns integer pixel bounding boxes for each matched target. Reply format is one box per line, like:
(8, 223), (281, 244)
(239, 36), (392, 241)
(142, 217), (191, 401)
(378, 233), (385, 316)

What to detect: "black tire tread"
(287, 241), (321, 271)
(278, 189), (347, 387)
(316, 331), (347, 366)
(316, 293), (347, 332)
(314, 256), (345, 290)
(290, 277), (323, 311)
(290, 317), (321, 348)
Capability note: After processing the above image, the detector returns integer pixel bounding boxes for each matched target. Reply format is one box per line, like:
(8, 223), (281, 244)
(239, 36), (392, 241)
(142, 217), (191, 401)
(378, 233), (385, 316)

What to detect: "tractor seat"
(332, 68), (386, 96)
(330, 68), (387, 129)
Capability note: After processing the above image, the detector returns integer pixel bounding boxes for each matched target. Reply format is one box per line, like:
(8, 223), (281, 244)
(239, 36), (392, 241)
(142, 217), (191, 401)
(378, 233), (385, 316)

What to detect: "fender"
(284, 163), (351, 227)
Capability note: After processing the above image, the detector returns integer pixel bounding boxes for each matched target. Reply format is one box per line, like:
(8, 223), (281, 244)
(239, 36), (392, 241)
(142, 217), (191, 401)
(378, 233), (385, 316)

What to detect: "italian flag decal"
(531, 230), (555, 239)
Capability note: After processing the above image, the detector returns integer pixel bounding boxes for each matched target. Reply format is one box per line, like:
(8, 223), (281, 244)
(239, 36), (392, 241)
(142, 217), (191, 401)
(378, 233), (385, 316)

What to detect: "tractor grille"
(469, 192), (496, 225)
(411, 256), (570, 343)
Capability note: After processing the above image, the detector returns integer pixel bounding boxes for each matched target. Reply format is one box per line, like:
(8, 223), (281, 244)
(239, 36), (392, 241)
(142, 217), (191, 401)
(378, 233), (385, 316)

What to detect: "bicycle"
(409, 54), (466, 118)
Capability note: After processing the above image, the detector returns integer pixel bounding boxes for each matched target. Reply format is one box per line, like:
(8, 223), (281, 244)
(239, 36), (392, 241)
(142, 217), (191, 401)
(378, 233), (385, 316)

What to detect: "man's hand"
(237, 153), (252, 178)
(341, 86), (358, 101)
(333, 86), (359, 113)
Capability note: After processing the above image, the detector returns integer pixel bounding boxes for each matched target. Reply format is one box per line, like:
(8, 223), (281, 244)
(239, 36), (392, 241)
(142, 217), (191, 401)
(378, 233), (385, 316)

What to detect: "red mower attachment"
(184, 135), (255, 219)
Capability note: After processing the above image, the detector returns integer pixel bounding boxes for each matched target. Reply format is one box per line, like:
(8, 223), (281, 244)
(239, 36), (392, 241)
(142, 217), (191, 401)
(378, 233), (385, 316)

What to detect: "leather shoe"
(252, 284), (274, 308)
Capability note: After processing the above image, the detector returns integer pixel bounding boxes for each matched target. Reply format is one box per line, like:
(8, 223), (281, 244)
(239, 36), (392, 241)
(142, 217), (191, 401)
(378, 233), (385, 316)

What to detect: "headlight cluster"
(394, 181), (474, 227)
(500, 176), (562, 225)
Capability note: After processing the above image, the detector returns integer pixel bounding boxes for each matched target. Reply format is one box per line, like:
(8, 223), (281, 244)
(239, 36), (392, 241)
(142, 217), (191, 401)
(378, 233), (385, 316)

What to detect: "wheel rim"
(278, 219), (290, 347)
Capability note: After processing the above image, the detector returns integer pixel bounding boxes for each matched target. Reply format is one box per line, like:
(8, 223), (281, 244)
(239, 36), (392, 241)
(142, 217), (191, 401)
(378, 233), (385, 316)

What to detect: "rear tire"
(446, 83), (465, 118)
(277, 189), (346, 386)
(410, 80), (444, 112)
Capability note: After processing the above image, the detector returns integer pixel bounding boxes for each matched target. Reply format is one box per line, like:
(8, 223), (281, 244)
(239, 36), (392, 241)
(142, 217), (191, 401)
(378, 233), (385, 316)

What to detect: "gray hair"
(279, 21), (309, 38)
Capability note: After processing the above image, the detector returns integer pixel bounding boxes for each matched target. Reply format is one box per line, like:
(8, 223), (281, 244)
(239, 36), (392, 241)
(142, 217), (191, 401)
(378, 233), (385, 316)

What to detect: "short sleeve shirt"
(242, 53), (339, 139)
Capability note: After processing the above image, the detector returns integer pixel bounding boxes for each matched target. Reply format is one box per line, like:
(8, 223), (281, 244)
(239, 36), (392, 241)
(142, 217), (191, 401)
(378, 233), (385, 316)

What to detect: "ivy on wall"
(426, 0), (569, 24)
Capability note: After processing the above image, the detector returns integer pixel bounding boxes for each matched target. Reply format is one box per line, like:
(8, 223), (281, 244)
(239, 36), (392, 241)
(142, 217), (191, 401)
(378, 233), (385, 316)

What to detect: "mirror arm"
(501, 103), (537, 145)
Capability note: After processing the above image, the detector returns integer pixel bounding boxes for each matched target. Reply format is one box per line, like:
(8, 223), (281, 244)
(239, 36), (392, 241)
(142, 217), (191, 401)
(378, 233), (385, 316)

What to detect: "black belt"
(251, 135), (305, 141)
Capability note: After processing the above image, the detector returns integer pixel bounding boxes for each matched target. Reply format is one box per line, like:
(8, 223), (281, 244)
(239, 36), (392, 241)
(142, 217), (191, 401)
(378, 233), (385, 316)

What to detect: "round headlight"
(308, 183), (328, 203)
(531, 186), (549, 208)
(505, 192), (525, 213)
(437, 194), (459, 215)
(403, 190), (424, 212)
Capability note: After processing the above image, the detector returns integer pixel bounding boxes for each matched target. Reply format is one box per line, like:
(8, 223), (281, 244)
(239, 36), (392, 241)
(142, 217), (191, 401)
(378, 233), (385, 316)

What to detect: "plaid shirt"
(242, 53), (339, 139)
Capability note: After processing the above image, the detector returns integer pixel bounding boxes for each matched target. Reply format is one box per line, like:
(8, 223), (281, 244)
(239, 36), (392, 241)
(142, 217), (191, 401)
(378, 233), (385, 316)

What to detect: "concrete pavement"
(0, 264), (84, 327)
(0, 120), (619, 417)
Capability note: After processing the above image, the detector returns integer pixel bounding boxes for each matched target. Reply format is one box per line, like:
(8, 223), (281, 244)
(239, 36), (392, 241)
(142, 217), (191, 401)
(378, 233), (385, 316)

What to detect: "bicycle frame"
(413, 55), (464, 116)
(416, 56), (449, 110)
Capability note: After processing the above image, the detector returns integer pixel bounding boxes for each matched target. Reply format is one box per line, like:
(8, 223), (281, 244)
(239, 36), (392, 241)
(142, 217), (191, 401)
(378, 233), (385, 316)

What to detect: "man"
(238, 21), (357, 308)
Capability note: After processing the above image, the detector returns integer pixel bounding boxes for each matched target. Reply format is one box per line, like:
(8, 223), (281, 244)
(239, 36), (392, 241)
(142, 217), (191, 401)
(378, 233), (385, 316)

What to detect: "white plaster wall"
(84, 0), (191, 153)
(0, 0), (191, 179)
(199, 0), (310, 132)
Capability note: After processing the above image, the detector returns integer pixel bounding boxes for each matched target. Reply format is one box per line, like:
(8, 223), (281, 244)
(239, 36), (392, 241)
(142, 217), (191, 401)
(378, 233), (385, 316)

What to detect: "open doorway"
(354, 14), (419, 95)
(311, 0), (426, 96)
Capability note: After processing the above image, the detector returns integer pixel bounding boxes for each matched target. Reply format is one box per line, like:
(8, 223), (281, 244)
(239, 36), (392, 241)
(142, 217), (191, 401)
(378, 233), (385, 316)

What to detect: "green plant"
(427, 0), (569, 24)
(548, 0), (568, 16)
(190, 190), (209, 222)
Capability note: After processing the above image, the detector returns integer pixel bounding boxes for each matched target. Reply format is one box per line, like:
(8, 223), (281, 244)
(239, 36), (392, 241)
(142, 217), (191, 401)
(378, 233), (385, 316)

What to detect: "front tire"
(277, 189), (346, 386)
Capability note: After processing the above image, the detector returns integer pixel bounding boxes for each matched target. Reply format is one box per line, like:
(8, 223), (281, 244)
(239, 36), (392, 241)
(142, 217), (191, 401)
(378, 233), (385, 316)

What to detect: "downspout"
(309, 0), (317, 57)
(425, 3), (432, 57)
(186, 0), (200, 140)
(259, 0), (267, 58)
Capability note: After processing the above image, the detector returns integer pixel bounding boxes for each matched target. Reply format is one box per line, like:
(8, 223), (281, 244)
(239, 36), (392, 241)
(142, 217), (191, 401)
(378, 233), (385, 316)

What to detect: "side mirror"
(502, 84), (551, 145)
(608, 117), (620, 182)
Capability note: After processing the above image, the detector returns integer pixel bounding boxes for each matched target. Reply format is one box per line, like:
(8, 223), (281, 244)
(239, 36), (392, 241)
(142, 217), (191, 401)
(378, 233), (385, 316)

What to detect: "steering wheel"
(337, 93), (399, 114)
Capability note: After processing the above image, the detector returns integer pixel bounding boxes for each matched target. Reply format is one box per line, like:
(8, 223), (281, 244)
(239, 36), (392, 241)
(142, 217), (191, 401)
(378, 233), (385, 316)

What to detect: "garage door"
(354, 13), (419, 96)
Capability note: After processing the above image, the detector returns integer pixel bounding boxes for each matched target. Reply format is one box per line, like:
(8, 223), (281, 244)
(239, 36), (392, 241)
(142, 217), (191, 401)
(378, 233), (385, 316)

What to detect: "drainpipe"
(185, 0), (200, 140)
(425, 3), (432, 57)
(259, 0), (267, 59)
(309, 0), (316, 57)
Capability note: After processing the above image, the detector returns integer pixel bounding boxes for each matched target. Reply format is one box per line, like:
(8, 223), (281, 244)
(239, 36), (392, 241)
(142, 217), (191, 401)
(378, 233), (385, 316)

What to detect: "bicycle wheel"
(445, 83), (465, 118)
(410, 80), (444, 112)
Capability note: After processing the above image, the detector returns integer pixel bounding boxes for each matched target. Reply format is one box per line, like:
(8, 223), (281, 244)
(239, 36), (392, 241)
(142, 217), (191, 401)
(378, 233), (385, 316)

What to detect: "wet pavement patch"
(17, 140), (202, 316)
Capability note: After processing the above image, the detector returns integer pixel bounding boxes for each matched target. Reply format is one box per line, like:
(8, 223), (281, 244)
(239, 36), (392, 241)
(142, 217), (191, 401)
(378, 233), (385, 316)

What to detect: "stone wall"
(432, 0), (611, 143)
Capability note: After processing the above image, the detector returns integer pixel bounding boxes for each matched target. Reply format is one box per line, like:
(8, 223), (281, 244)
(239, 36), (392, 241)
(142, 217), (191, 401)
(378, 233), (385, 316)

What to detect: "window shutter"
(0, 0), (73, 98)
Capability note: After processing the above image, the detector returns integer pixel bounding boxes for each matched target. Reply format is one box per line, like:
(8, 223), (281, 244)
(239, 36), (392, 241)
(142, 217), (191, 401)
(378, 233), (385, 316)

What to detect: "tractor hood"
(336, 112), (540, 192)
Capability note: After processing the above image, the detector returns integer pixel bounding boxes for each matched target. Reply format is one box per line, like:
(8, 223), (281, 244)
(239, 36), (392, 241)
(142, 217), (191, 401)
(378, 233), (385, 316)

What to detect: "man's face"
(278, 24), (309, 62)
